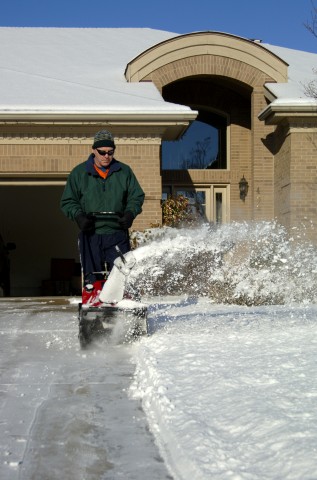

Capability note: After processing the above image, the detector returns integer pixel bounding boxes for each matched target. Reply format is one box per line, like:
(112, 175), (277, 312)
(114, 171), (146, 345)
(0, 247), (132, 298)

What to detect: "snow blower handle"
(90, 211), (123, 218)
(115, 245), (126, 264)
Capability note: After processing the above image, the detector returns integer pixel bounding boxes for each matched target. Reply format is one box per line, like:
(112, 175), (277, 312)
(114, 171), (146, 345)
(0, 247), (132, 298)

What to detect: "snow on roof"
(0, 27), (317, 114)
(262, 43), (317, 100)
(0, 27), (190, 115)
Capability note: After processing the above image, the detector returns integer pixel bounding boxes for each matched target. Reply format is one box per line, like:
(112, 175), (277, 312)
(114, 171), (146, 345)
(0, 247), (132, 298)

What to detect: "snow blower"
(77, 213), (148, 348)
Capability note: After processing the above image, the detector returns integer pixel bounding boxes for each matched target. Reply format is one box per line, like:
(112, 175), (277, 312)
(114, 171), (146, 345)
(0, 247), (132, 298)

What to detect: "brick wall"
(273, 123), (291, 228)
(115, 141), (162, 229)
(290, 124), (317, 238)
(251, 89), (275, 221)
(271, 120), (317, 243)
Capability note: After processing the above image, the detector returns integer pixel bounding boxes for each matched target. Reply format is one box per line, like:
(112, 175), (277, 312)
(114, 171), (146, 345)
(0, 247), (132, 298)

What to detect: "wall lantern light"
(239, 175), (249, 201)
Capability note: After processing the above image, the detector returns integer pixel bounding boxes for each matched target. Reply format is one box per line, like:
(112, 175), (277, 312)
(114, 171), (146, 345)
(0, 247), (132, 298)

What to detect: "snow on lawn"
(128, 221), (317, 480)
(131, 299), (317, 480)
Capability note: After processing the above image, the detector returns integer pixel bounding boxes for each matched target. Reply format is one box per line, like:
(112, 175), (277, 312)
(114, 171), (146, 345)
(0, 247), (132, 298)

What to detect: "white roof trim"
(259, 98), (317, 122)
(0, 109), (198, 123)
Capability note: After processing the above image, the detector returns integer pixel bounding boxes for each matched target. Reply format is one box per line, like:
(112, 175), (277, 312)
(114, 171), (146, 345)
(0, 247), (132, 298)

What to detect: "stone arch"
(125, 31), (289, 226)
(125, 31), (288, 91)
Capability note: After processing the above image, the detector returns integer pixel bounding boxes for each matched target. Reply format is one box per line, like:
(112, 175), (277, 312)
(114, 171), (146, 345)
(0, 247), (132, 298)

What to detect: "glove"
(118, 211), (134, 229)
(75, 213), (95, 233)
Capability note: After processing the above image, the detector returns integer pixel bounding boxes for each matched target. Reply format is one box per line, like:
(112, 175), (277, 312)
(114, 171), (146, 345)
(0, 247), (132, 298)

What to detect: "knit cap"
(92, 130), (115, 149)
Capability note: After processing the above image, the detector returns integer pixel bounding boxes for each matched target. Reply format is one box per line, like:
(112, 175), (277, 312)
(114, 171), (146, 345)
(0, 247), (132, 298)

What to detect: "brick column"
(251, 87), (275, 220)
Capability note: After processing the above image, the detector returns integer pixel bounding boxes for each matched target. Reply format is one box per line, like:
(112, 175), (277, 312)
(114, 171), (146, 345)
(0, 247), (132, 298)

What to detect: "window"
(162, 112), (227, 170)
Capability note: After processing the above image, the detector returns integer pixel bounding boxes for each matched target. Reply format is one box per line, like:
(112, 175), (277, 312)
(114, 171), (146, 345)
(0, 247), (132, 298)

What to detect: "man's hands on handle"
(118, 211), (134, 229)
(76, 211), (134, 232)
(75, 213), (95, 233)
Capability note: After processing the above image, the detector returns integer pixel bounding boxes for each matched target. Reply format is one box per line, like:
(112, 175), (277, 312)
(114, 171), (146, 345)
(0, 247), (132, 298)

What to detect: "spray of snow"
(129, 220), (317, 305)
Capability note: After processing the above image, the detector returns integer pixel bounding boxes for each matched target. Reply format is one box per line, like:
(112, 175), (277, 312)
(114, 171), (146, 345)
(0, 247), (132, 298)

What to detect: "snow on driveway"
(0, 298), (171, 480)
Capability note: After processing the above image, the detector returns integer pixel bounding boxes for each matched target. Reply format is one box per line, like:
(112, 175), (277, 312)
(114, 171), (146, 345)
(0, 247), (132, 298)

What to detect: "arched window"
(162, 111), (227, 170)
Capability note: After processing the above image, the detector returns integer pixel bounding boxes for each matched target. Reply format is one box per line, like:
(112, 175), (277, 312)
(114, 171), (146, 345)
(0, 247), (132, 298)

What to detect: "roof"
(262, 43), (317, 100)
(0, 27), (187, 117)
(0, 27), (317, 117)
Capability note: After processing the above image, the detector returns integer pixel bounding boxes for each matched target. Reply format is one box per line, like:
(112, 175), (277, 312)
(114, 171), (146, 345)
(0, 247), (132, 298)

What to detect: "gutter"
(0, 109), (198, 124)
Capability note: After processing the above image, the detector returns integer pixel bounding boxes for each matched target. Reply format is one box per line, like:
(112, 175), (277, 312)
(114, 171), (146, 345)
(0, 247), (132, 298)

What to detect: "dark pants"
(78, 230), (130, 283)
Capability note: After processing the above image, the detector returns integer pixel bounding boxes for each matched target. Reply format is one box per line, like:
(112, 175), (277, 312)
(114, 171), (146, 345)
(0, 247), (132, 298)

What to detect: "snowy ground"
(1, 222), (317, 479)
(0, 298), (171, 480)
(133, 297), (317, 480)
(1, 297), (317, 480)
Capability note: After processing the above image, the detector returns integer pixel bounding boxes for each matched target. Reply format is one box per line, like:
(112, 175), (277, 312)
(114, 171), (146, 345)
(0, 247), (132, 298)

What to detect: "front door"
(163, 186), (230, 224)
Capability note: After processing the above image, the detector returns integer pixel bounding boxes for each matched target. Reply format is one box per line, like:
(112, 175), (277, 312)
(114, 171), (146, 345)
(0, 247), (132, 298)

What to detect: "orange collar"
(94, 163), (110, 179)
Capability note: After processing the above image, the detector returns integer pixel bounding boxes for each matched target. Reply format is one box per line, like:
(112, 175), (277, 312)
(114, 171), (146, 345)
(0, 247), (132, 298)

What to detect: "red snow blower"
(77, 213), (148, 348)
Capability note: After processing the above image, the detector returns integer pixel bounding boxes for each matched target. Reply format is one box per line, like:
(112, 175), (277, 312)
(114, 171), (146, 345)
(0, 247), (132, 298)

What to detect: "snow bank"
(130, 299), (317, 480)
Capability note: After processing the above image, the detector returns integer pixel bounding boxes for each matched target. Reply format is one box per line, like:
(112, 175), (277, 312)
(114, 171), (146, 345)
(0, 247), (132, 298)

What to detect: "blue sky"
(1, 0), (316, 53)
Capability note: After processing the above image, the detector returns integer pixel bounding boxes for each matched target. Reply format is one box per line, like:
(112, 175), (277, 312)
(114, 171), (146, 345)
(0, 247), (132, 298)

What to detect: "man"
(60, 130), (145, 282)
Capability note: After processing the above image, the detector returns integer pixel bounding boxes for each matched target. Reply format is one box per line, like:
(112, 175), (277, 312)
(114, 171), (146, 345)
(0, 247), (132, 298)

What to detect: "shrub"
(162, 195), (196, 227)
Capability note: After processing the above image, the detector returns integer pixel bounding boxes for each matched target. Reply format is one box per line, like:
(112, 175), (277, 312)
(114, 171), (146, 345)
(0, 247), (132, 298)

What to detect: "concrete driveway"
(0, 298), (171, 480)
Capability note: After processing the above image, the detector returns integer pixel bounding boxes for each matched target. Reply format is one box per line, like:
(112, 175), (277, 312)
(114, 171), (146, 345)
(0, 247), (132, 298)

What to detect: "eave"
(0, 108), (198, 140)
(258, 99), (317, 125)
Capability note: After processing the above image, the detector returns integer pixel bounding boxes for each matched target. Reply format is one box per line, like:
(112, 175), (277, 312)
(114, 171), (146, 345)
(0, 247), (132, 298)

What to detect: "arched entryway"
(126, 31), (288, 223)
(161, 75), (252, 223)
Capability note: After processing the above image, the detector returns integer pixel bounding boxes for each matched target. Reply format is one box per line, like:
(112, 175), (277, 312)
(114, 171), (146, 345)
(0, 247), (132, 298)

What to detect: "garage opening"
(0, 184), (80, 297)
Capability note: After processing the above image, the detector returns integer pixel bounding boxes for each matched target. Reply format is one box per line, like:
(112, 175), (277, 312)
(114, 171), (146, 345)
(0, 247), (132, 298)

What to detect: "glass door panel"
(163, 185), (229, 224)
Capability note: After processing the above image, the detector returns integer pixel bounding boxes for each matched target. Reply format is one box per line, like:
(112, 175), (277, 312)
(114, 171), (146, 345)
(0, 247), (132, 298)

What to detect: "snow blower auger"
(78, 213), (148, 348)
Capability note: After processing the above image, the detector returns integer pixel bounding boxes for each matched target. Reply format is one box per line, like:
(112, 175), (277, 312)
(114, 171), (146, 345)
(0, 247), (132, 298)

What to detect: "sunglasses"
(96, 149), (114, 156)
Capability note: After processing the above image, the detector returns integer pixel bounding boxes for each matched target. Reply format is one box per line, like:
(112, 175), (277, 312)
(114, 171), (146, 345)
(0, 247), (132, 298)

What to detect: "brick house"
(0, 27), (316, 295)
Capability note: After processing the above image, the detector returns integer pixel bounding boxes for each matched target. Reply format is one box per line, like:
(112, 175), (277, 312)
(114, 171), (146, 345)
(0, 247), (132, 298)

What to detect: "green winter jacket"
(60, 155), (145, 233)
